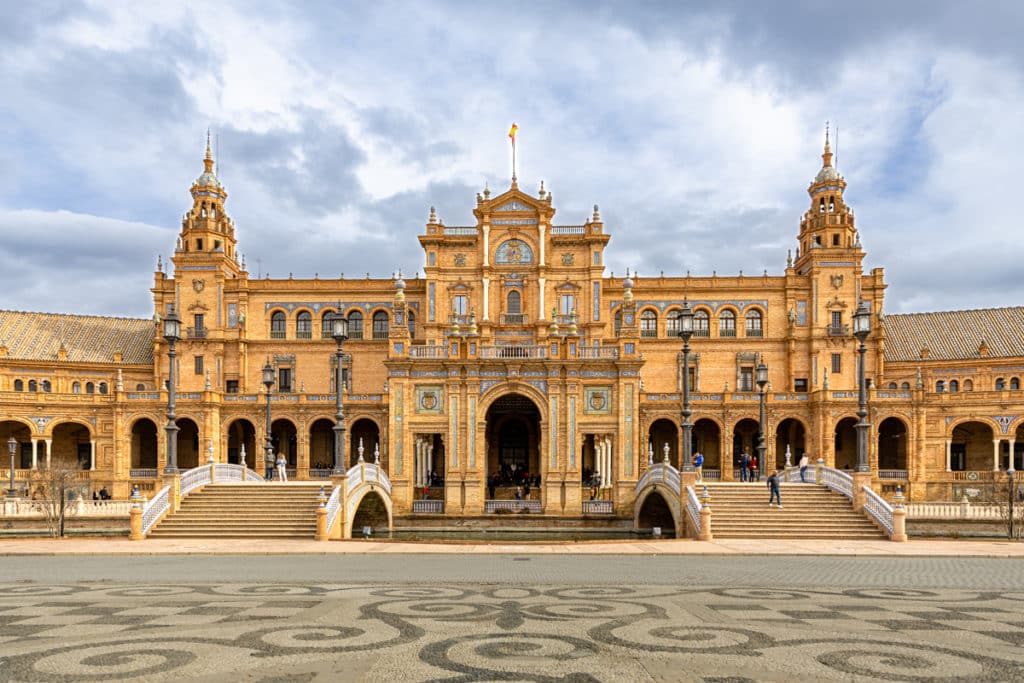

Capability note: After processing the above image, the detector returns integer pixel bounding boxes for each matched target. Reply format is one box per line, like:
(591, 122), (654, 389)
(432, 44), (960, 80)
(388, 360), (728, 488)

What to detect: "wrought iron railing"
(130, 468), (159, 479)
(499, 313), (528, 325)
(878, 470), (908, 480)
(827, 324), (850, 337)
(186, 327), (207, 339)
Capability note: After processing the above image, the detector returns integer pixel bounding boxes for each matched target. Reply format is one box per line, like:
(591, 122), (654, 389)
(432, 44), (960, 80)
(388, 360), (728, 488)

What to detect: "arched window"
(888, 382), (897, 390)
(13, 379), (23, 391)
(719, 310), (736, 337)
(900, 382), (911, 390)
(321, 310), (336, 339)
(348, 311), (363, 340)
(28, 380), (37, 392)
(507, 290), (521, 315)
(72, 381), (81, 394)
(1012, 377), (1021, 391)
(963, 379), (974, 391)
(99, 382), (108, 394)
(640, 310), (657, 338)
(41, 380), (51, 392)
(949, 379), (959, 392)
(86, 382), (95, 394)
(270, 311), (287, 339)
(135, 383), (146, 391)
(694, 310), (710, 337)
(296, 311), (312, 339)
(666, 309), (680, 336)
(407, 311), (416, 338)
(372, 311), (390, 339)
(996, 377), (1006, 390)
(614, 310), (622, 336)
(745, 310), (763, 337)
(936, 380), (945, 393)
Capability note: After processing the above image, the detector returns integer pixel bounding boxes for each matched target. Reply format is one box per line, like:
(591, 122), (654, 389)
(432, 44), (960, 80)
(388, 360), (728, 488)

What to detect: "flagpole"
(512, 139), (517, 185)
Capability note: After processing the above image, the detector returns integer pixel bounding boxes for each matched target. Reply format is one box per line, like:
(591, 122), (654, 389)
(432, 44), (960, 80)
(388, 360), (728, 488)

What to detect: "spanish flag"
(508, 122), (518, 144)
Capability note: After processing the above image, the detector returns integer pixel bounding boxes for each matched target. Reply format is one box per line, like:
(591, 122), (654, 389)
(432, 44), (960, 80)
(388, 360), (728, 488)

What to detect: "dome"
(814, 165), (841, 183)
(195, 171), (221, 189)
(395, 275), (406, 290)
(622, 275), (634, 289)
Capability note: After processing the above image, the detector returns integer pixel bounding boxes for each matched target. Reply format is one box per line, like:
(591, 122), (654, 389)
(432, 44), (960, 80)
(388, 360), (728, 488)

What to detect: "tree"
(989, 474), (1024, 541)
(27, 461), (85, 538)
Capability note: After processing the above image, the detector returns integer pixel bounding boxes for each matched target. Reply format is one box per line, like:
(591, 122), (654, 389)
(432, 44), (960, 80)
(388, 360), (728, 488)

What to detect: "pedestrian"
(265, 456), (275, 481)
(692, 451), (704, 483)
(276, 454), (288, 482)
(749, 455), (758, 482)
(515, 486), (522, 501)
(768, 469), (782, 508)
(739, 452), (749, 482)
(423, 485), (429, 500)
(488, 474), (497, 500)
(799, 453), (810, 483)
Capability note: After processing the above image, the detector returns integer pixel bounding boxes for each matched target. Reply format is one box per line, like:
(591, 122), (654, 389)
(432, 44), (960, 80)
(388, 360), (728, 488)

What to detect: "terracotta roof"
(0, 310), (154, 364)
(884, 307), (1024, 362)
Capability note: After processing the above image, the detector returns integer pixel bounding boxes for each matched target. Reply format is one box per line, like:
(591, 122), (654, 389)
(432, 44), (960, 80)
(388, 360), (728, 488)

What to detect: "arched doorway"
(1014, 424), (1024, 471)
(308, 418), (336, 472)
(950, 421), (994, 471)
(648, 418), (678, 467)
(51, 422), (92, 470)
(834, 417), (858, 470)
(636, 491), (676, 537)
(732, 418), (759, 469)
(878, 417), (908, 471)
(350, 491), (390, 536)
(271, 419), (298, 467)
(226, 419), (256, 467)
(486, 394), (541, 497)
(349, 418), (382, 467)
(774, 418), (807, 468)
(693, 418), (721, 471)
(130, 419), (158, 469)
(176, 418), (200, 469)
(0, 420), (32, 469)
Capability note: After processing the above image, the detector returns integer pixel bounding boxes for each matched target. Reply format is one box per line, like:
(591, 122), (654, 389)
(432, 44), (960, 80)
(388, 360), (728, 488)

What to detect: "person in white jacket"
(276, 454), (288, 483)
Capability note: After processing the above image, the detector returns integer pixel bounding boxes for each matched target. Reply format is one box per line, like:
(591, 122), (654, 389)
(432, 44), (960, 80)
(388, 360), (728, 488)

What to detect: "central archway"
(485, 393), (541, 498)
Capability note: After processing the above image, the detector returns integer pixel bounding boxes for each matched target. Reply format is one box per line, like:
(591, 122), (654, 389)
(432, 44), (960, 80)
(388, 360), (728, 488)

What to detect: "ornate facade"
(2, 133), (1023, 515)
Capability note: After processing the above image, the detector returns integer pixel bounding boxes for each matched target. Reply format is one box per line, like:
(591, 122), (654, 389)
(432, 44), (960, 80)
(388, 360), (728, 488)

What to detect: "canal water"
(374, 528), (675, 542)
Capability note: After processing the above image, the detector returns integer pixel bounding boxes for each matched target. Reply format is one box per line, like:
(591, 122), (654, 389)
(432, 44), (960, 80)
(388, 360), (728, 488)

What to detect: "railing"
(550, 225), (586, 235)
(862, 485), (894, 535)
(321, 327), (334, 339)
(878, 470), (908, 480)
(345, 461), (392, 496)
(826, 324), (850, 337)
(410, 345), (448, 359)
(1, 498), (135, 517)
(700, 469), (721, 481)
(693, 328), (710, 338)
(413, 499), (444, 513)
(187, 326), (207, 339)
(485, 500), (541, 514)
(325, 485), (342, 533)
(270, 329), (286, 339)
(296, 329), (312, 339)
(582, 500), (613, 514)
(213, 463), (265, 483)
(820, 467), (854, 499)
(745, 327), (763, 337)
(640, 329), (658, 338)
(141, 485), (170, 535)
(685, 486), (702, 535)
(719, 327), (736, 338)
(444, 226), (478, 236)
(951, 471), (996, 481)
(499, 314), (528, 325)
(579, 346), (619, 359)
(309, 468), (333, 479)
(906, 502), (1003, 520)
(635, 462), (680, 496)
(180, 466), (211, 497)
(130, 468), (159, 479)
(783, 468), (803, 483)
(480, 345), (548, 359)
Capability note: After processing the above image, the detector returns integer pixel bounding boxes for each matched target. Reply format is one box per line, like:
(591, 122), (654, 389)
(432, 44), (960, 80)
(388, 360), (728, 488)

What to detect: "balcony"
(499, 313), (528, 325)
(693, 328), (710, 338)
(640, 329), (657, 338)
(827, 324), (850, 337)
(409, 345), (449, 359)
(745, 327), (763, 338)
(581, 500), (613, 515)
(480, 345), (548, 359)
(186, 327), (208, 339)
(296, 329), (312, 340)
(579, 347), (619, 360)
(270, 330), (286, 339)
(413, 499), (445, 513)
(719, 328), (736, 338)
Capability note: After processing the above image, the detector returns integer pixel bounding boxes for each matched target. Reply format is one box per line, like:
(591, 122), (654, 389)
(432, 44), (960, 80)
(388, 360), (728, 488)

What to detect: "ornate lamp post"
(329, 312), (350, 474)
(853, 301), (871, 473)
(262, 360), (275, 477)
(162, 308), (181, 474)
(677, 299), (695, 472)
(756, 360), (769, 478)
(7, 436), (17, 496)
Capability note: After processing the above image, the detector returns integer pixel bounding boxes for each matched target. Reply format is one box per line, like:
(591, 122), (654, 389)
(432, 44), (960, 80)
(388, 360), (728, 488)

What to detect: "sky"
(1, 1), (1023, 318)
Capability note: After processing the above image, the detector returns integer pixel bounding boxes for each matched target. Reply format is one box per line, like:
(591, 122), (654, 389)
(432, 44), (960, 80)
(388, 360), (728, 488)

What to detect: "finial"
(484, 181), (490, 198)
(539, 180), (545, 196)
(787, 249), (792, 268)
(206, 128), (212, 160)
(592, 204), (600, 222)
(821, 121), (834, 168)
(156, 254), (163, 271)
(428, 206), (437, 224)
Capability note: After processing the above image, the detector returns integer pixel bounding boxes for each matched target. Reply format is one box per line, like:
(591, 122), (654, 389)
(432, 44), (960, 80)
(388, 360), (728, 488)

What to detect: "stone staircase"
(701, 482), (886, 539)
(148, 483), (323, 539)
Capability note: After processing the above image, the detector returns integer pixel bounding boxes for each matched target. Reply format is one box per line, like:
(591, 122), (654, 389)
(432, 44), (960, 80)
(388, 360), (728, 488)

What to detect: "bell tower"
(174, 132), (239, 277)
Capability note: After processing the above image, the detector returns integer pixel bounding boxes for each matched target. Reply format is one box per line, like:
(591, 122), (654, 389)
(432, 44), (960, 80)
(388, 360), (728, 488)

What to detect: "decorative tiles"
(549, 396), (558, 469)
(584, 387), (612, 415)
(415, 385), (444, 414)
(624, 383), (634, 477)
(494, 239), (534, 265)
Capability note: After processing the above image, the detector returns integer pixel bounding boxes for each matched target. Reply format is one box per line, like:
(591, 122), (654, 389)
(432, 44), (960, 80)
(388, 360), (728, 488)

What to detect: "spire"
(204, 129), (214, 174)
(821, 121), (833, 169)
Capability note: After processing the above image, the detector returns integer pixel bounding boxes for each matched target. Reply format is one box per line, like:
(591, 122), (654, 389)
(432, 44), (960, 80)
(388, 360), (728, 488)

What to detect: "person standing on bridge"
(276, 454), (288, 483)
(692, 451), (704, 483)
(768, 470), (782, 508)
(799, 453), (810, 483)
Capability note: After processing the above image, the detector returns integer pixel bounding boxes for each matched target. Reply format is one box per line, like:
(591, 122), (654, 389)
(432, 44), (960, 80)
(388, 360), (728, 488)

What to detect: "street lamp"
(7, 436), (16, 496)
(329, 311), (350, 474)
(853, 301), (871, 473)
(162, 308), (181, 474)
(756, 360), (769, 478)
(262, 359), (275, 478)
(677, 299), (695, 472)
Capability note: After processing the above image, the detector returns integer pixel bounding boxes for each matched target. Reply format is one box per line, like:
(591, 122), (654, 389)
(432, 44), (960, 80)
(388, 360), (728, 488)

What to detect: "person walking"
(739, 453), (750, 482)
(692, 451), (704, 483)
(749, 455), (758, 483)
(768, 469), (782, 508)
(276, 454), (288, 483)
(799, 453), (810, 483)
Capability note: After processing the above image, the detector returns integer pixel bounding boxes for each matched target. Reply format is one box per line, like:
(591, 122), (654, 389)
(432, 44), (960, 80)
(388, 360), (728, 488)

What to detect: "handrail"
(325, 485), (342, 533)
(636, 462), (681, 496)
(685, 486), (701, 535)
(345, 462), (392, 496)
(862, 485), (894, 535)
(141, 485), (170, 535)
(213, 463), (265, 483)
(180, 466), (211, 496)
(820, 467), (854, 499)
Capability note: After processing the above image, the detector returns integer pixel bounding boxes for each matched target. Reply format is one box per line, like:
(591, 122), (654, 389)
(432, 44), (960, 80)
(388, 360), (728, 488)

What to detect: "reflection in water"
(384, 529), (674, 542)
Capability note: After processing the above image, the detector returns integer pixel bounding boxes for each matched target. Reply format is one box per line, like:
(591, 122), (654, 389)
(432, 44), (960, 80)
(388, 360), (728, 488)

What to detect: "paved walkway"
(1, 537), (1023, 556)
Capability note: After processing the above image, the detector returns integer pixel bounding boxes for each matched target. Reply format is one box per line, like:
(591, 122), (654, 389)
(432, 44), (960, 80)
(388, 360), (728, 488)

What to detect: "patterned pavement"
(2, 581), (1023, 681)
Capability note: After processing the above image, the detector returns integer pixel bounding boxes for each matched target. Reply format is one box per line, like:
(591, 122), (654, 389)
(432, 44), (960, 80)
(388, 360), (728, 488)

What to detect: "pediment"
(495, 200), (533, 212)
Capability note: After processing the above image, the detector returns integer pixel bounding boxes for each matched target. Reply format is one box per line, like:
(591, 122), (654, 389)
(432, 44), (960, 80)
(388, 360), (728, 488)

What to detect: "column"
(538, 223), (546, 266)
(1011, 439), (1017, 470)
(45, 439), (52, 469)
(945, 439), (952, 472)
(482, 279), (490, 320)
(31, 440), (38, 470)
(482, 225), (490, 266)
(413, 438), (422, 486)
(994, 439), (1001, 472)
(539, 278), (546, 318)
(90, 440), (96, 471)
(605, 437), (613, 489)
(426, 441), (434, 484)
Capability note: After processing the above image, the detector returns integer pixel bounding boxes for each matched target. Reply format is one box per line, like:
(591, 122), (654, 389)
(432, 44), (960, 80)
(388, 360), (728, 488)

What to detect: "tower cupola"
(794, 125), (859, 270)
(175, 132), (239, 275)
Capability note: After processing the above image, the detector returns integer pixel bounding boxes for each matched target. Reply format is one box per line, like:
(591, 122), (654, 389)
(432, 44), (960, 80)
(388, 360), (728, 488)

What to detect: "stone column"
(45, 439), (52, 469)
(30, 440), (38, 470)
(413, 438), (421, 487)
(90, 440), (96, 471)
(482, 279), (490, 320)
(426, 441), (434, 486)
(945, 439), (952, 472)
(993, 439), (1001, 472)
(1011, 439), (1017, 470)
(539, 278), (546, 318)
